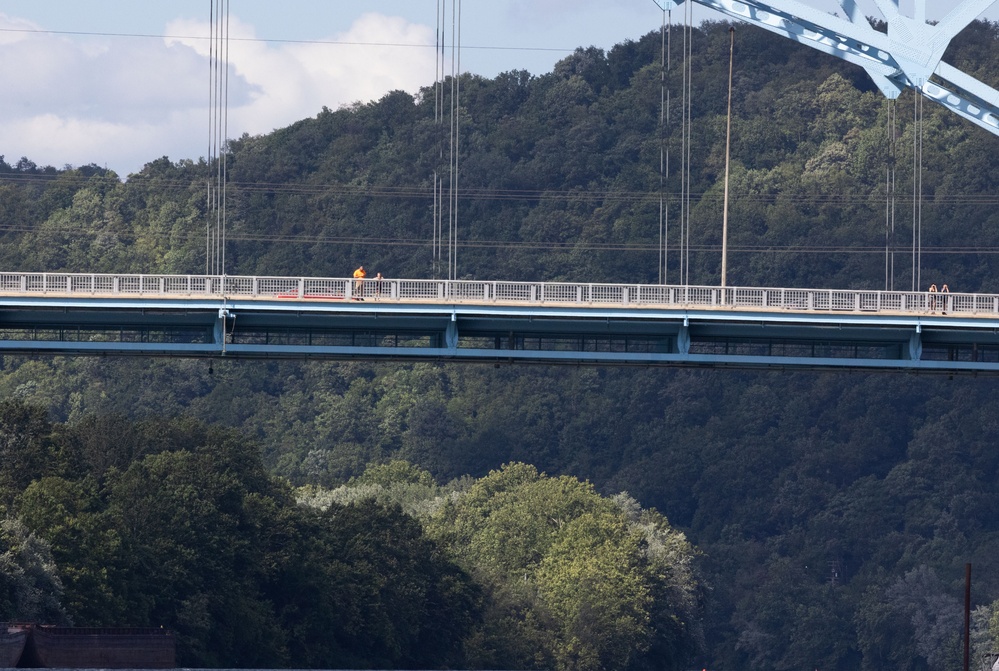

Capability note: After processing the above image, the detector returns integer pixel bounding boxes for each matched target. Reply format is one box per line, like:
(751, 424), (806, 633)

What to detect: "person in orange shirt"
(353, 265), (366, 300)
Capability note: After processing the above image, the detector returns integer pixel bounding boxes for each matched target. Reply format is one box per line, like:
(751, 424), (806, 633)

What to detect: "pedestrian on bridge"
(928, 283), (938, 313)
(353, 265), (366, 300)
(941, 283), (949, 314)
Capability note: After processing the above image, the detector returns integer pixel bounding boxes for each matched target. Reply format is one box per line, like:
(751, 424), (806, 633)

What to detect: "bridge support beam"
(909, 328), (923, 361)
(214, 309), (233, 352)
(678, 323), (691, 355)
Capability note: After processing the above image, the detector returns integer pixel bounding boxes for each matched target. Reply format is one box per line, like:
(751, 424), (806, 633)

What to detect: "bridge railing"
(1, 272), (995, 315)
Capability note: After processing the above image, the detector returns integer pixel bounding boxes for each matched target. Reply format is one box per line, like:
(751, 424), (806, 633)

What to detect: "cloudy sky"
(1, 0), (997, 177)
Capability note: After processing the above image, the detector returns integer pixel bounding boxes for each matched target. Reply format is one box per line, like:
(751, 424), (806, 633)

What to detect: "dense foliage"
(2, 17), (999, 670)
(0, 406), (696, 668)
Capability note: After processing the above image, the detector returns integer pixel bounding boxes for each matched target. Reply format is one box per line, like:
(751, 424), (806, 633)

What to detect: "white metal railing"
(0, 272), (992, 316)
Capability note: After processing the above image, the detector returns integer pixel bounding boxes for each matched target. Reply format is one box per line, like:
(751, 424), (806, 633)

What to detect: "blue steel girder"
(660, 0), (999, 136)
(6, 296), (999, 372)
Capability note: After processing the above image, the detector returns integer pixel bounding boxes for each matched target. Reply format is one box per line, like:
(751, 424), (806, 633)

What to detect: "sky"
(1, 0), (998, 177)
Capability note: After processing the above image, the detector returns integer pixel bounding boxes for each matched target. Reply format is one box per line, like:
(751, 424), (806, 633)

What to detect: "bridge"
(2, 272), (998, 373)
(4, 2), (999, 375)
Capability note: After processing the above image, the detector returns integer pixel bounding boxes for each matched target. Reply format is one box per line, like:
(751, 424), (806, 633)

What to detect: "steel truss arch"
(660, 0), (999, 136)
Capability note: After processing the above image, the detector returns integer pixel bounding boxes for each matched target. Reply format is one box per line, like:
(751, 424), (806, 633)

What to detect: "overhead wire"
(5, 170), (998, 206)
(3, 215), (994, 256)
(0, 26), (573, 55)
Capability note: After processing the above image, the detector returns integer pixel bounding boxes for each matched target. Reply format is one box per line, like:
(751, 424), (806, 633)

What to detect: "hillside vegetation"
(2, 18), (999, 670)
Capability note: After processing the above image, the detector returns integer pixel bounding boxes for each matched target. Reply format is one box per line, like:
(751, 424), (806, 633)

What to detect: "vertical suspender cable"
(221, 0), (229, 280)
(447, 0), (461, 282)
(912, 86), (923, 291)
(721, 26), (734, 288)
(454, 0), (462, 281)
(679, 8), (687, 285)
(683, 2), (694, 286)
(455, 0), (462, 281)
(653, 1), (674, 285)
(448, 1), (456, 281)
(206, 0), (215, 275)
(214, 1), (223, 274)
(885, 98), (896, 290)
(917, 90), (923, 292)
(682, 3), (693, 286)
(206, 0), (229, 279)
(433, 0), (442, 279)
(657, 4), (667, 285)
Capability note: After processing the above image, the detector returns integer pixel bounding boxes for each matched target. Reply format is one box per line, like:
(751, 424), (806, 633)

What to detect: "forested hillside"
(2, 18), (999, 671)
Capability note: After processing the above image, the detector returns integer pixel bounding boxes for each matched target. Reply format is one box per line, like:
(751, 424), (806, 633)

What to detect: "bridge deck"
(0, 272), (995, 372)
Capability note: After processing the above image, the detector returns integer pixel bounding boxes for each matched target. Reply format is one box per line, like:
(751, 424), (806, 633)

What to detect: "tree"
(429, 463), (701, 670)
(0, 517), (66, 623)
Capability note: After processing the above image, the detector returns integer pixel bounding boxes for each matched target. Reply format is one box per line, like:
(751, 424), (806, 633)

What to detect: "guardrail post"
(623, 287), (629, 305)
(298, 279), (304, 299)
(530, 285), (537, 302)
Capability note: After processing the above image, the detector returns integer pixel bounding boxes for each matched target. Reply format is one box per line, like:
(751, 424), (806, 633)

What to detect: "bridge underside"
(2, 298), (999, 373)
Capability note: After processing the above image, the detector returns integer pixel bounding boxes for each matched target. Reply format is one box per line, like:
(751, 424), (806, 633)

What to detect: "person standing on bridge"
(941, 283), (949, 314)
(928, 283), (938, 313)
(374, 272), (384, 298)
(353, 265), (366, 300)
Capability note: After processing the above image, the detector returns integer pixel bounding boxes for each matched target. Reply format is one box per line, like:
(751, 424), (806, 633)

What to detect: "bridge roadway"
(1, 272), (998, 373)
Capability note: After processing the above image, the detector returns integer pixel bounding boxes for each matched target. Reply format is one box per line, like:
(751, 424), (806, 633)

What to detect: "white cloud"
(0, 11), (435, 176)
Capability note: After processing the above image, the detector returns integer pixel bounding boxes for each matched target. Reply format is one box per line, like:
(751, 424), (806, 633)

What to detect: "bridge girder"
(660, 0), (999, 136)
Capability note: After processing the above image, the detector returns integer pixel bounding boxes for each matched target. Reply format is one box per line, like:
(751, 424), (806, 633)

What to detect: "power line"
(4, 219), (999, 256)
(0, 26), (574, 55)
(3, 172), (998, 206)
